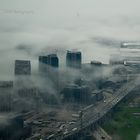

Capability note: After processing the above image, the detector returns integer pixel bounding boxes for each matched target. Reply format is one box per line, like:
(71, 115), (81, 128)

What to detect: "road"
(46, 77), (140, 140)
(93, 125), (112, 140)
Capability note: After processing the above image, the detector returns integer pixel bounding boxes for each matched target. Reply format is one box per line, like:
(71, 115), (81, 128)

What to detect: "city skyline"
(0, 0), (140, 79)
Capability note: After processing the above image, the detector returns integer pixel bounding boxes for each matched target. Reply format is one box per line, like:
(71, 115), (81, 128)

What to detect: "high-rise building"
(47, 54), (59, 67)
(62, 84), (90, 103)
(15, 60), (31, 75)
(66, 51), (82, 68)
(39, 54), (59, 67)
(0, 81), (13, 112)
(39, 54), (59, 73)
(39, 54), (59, 90)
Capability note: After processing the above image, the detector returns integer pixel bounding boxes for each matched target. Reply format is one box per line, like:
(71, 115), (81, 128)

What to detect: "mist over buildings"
(0, 0), (140, 79)
(0, 1), (140, 140)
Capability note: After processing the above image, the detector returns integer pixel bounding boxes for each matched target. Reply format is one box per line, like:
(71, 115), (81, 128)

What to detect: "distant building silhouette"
(39, 54), (59, 90)
(61, 84), (90, 104)
(39, 54), (59, 73)
(0, 81), (13, 112)
(15, 60), (31, 75)
(66, 51), (82, 68)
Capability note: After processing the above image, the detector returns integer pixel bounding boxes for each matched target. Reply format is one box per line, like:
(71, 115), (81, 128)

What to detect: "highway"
(46, 77), (140, 140)
(93, 125), (112, 140)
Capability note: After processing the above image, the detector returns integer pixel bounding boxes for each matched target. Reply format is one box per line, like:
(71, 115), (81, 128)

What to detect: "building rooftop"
(67, 50), (81, 54)
(15, 60), (30, 65)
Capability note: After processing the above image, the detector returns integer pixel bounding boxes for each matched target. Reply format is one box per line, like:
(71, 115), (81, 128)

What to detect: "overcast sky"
(0, 0), (140, 79)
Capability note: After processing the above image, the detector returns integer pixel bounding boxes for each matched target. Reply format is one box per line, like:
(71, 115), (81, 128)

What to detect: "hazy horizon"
(0, 0), (140, 79)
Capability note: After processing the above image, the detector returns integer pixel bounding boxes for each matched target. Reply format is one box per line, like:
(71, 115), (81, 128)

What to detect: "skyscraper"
(39, 54), (59, 73)
(0, 81), (13, 112)
(66, 51), (82, 68)
(38, 54), (59, 90)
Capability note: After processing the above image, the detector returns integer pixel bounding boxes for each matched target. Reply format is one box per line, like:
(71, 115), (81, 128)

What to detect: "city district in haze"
(0, 42), (140, 140)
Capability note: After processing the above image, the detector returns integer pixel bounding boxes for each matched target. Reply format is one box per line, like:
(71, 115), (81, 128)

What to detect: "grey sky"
(0, 0), (140, 79)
